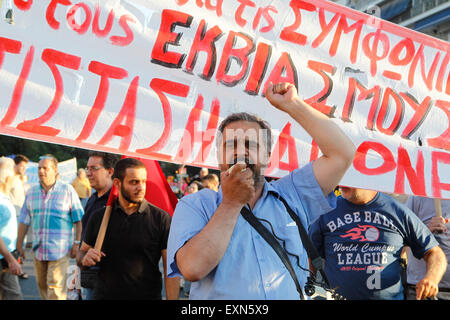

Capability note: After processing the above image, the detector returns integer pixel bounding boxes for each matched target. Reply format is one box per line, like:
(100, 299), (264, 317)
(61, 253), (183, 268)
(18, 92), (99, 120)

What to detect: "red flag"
(121, 156), (178, 216)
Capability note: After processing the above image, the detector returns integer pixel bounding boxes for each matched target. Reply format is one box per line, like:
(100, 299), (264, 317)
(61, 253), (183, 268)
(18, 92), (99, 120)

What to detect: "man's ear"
(108, 168), (114, 178)
(113, 178), (121, 190)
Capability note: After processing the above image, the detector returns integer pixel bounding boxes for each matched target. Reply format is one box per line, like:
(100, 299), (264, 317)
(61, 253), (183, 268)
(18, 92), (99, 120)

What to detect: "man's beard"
(233, 157), (265, 186)
(121, 184), (143, 205)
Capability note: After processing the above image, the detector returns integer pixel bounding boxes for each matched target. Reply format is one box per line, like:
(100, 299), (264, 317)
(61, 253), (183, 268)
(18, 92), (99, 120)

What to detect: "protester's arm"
(265, 83), (356, 195)
(16, 222), (28, 259)
(162, 249), (180, 300)
(415, 246), (447, 300)
(0, 237), (21, 275)
(76, 211), (104, 268)
(175, 163), (253, 282)
(427, 216), (449, 233)
(77, 241), (105, 268)
(70, 221), (82, 258)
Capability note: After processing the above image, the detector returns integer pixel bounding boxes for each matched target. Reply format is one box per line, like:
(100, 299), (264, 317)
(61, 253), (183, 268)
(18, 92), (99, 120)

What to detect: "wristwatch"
(73, 240), (81, 245)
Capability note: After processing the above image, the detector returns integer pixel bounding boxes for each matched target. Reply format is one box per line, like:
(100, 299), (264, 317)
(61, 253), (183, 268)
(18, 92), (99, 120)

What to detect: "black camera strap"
(267, 191), (330, 288)
(240, 205), (305, 300)
(240, 191), (330, 299)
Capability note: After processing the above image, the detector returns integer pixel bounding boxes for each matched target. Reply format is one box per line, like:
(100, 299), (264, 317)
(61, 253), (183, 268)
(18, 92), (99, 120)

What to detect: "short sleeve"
(68, 185), (84, 223)
(166, 191), (217, 277)
(18, 193), (31, 225)
(158, 209), (172, 252)
(272, 162), (337, 225)
(402, 206), (439, 259)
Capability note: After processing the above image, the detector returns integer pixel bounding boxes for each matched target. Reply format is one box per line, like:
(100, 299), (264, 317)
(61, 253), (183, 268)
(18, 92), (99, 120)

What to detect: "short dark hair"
(217, 112), (272, 152)
(113, 158), (146, 181)
(88, 151), (119, 169)
(14, 154), (29, 165)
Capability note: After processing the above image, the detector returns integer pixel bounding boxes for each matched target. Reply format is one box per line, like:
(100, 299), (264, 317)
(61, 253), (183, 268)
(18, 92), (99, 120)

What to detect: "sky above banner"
(0, 0), (449, 199)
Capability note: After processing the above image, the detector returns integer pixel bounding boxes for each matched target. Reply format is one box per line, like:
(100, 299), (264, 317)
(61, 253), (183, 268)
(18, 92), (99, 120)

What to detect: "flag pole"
(94, 184), (118, 251)
(434, 198), (442, 218)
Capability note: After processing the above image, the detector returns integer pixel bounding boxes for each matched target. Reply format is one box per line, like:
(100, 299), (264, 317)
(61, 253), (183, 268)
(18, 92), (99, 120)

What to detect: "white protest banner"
(0, 0), (449, 198)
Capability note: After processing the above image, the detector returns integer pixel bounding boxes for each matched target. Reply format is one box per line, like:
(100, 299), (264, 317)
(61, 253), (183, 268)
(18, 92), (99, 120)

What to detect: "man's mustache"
(232, 157), (255, 172)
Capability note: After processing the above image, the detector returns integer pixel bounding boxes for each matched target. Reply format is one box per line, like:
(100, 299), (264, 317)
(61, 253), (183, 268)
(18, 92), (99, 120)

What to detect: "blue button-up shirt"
(167, 162), (336, 299)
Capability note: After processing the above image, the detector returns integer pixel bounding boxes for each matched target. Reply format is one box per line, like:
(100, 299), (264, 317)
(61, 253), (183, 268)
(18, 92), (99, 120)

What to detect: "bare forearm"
(165, 276), (180, 300)
(176, 202), (242, 281)
(16, 223), (28, 250)
(288, 98), (355, 194)
(0, 237), (13, 262)
(74, 221), (82, 242)
(424, 247), (447, 284)
(287, 98), (355, 162)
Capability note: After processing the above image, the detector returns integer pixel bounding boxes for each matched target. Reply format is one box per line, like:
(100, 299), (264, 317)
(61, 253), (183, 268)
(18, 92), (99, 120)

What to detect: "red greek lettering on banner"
(16, 49), (81, 136)
(265, 122), (299, 175)
(175, 0), (223, 17)
(0, 37), (22, 68)
(136, 79), (190, 155)
(436, 52), (449, 93)
(96, 76), (139, 151)
(0, 45), (34, 127)
(245, 42), (272, 95)
(184, 19), (223, 80)
(353, 141), (396, 175)
(399, 92), (433, 140)
(234, 0), (256, 27)
(362, 29), (390, 77)
(261, 52), (298, 96)
(66, 2), (92, 35)
(304, 60), (336, 117)
(14, 0), (33, 11)
(383, 37), (415, 81)
(76, 61), (128, 142)
(341, 77), (381, 131)
(174, 94), (220, 163)
(408, 44), (441, 91)
(252, 5), (277, 33)
(427, 100), (450, 152)
(312, 10), (363, 64)
(394, 146), (425, 196)
(110, 14), (136, 46)
(216, 31), (254, 86)
(280, 0), (316, 46)
(46, 0), (72, 30)
(376, 87), (404, 136)
(92, 3), (114, 38)
(151, 9), (193, 69)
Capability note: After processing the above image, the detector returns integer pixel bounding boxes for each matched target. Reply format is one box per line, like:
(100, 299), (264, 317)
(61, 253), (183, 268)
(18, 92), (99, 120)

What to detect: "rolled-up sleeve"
(275, 162), (337, 225)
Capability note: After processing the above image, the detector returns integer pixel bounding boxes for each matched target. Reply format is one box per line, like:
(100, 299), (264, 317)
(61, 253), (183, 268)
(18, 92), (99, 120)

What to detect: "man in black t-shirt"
(79, 152), (117, 299)
(77, 158), (180, 300)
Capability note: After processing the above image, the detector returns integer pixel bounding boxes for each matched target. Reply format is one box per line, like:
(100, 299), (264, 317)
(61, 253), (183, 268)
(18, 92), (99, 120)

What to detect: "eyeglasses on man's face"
(85, 166), (104, 172)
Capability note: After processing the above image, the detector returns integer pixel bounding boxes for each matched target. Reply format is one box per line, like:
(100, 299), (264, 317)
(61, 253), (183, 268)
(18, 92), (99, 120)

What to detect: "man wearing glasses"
(79, 151), (118, 299)
(16, 154), (84, 300)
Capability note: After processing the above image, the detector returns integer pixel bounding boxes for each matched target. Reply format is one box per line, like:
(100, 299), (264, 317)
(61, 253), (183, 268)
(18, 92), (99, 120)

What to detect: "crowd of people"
(0, 82), (448, 301)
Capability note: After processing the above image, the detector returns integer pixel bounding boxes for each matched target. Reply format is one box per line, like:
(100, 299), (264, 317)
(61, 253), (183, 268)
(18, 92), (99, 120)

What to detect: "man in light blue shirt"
(167, 82), (356, 299)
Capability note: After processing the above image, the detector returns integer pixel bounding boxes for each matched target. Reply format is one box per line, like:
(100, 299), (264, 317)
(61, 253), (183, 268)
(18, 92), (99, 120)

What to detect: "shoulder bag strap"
(267, 191), (331, 287)
(240, 205), (305, 300)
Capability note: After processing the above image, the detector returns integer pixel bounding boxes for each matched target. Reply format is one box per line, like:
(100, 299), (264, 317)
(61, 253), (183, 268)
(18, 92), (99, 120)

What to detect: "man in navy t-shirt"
(310, 187), (447, 300)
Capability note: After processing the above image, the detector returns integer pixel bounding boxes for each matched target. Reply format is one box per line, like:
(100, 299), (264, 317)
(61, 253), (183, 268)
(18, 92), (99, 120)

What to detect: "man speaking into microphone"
(166, 82), (356, 299)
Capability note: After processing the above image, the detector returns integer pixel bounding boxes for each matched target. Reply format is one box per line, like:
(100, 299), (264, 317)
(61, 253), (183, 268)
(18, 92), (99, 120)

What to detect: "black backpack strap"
(400, 257), (408, 300)
(268, 191), (330, 288)
(240, 206), (305, 300)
